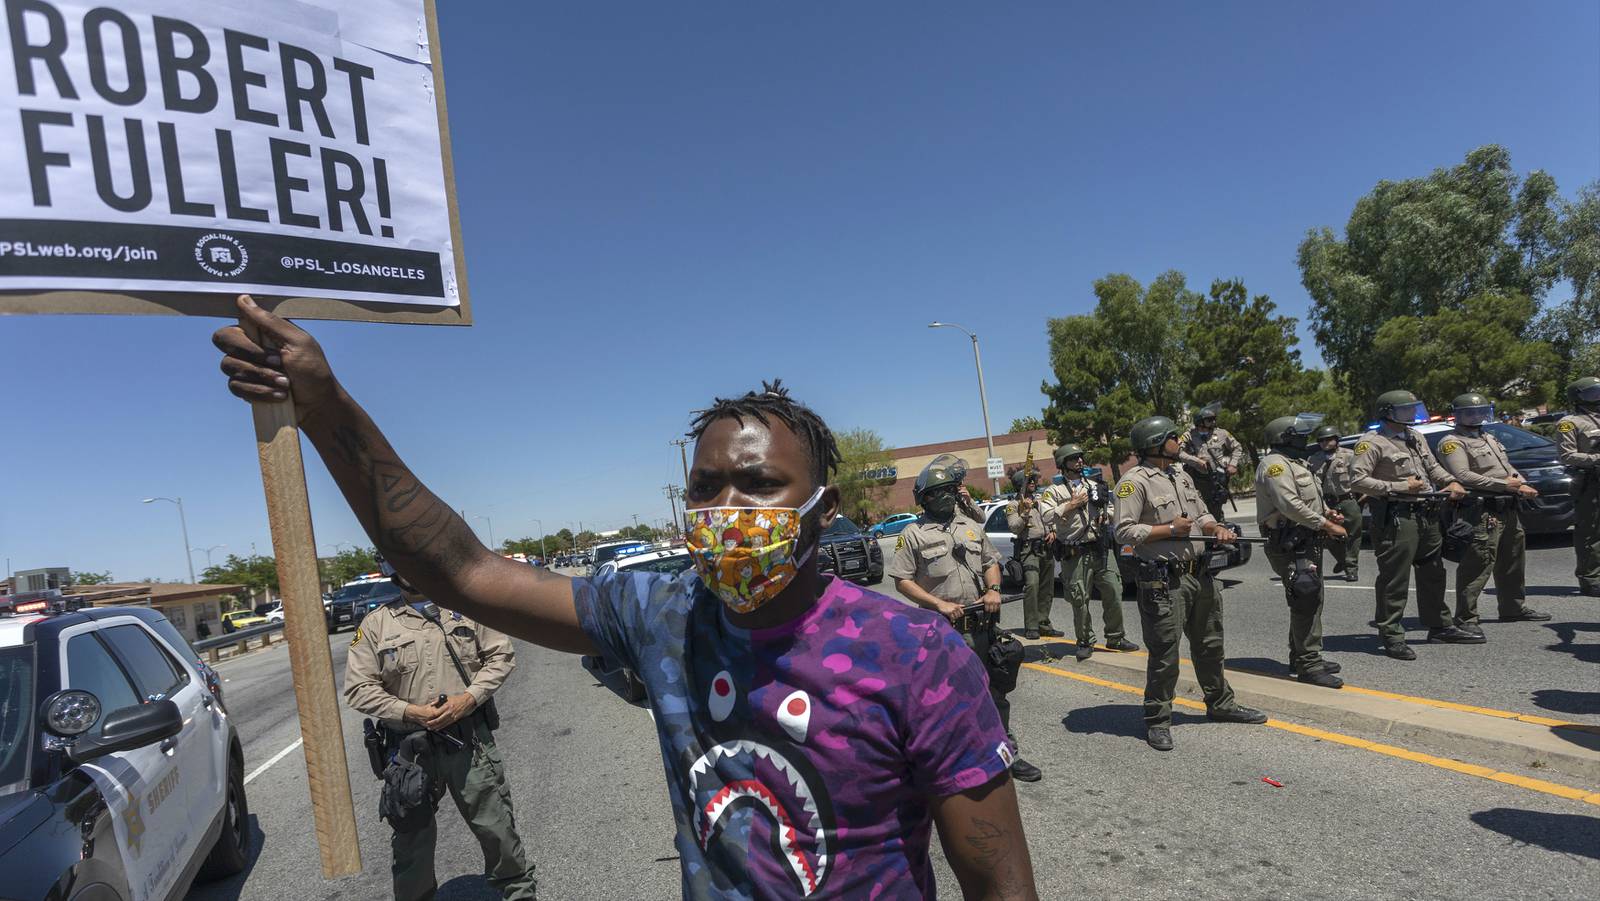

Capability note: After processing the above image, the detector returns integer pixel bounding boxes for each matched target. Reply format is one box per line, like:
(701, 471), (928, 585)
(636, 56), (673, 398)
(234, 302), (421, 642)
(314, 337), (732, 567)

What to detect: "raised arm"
(212, 295), (594, 654)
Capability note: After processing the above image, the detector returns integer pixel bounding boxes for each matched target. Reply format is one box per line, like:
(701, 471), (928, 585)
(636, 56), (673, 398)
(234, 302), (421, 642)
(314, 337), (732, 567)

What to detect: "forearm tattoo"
(314, 414), (480, 580)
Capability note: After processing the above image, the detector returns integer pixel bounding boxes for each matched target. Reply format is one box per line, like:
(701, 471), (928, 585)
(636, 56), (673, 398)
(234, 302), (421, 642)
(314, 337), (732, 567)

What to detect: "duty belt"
(1019, 537), (1048, 553)
(1057, 540), (1093, 558)
(1138, 557), (1206, 577)
(1331, 492), (1359, 503)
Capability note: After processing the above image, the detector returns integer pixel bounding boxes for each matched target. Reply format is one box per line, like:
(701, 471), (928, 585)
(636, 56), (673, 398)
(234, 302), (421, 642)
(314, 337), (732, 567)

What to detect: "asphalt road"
(186, 561), (1600, 900)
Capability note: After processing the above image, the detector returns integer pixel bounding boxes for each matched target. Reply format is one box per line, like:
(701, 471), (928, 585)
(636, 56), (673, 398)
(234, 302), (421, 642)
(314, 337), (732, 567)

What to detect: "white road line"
(244, 737), (304, 784)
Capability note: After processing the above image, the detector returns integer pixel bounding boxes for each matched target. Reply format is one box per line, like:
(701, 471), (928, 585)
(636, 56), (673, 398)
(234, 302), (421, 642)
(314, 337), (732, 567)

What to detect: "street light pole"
(928, 322), (1000, 495)
(142, 496), (196, 583)
(531, 518), (547, 559)
(191, 544), (227, 568)
(476, 515), (496, 551)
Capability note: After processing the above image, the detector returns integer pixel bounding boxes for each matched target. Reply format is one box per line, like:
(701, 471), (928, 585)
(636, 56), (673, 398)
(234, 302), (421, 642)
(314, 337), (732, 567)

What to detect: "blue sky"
(4, 1), (1597, 582)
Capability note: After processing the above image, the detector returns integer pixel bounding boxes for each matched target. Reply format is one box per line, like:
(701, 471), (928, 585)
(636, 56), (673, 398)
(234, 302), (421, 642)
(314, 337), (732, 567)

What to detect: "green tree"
(1372, 292), (1560, 411)
(1008, 416), (1043, 433)
(70, 570), (114, 585)
(200, 554), (281, 607)
(1536, 183), (1600, 387)
(1298, 145), (1566, 405)
(320, 547), (377, 588)
(833, 427), (894, 519)
(555, 528), (575, 549)
(1182, 278), (1357, 463)
(1041, 272), (1195, 473)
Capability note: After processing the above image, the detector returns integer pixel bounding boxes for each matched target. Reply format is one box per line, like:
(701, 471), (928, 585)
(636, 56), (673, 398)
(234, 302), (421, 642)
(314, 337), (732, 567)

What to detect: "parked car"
(265, 603), (285, 623)
(0, 597), (250, 900)
(587, 540), (650, 575)
(354, 580), (404, 623)
(579, 547), (698, 705)
(818, 516), (885, 585)
(980, 494), (1252, 596)
(868, 513), (919, 538)
(324, 580), (386, 633)
(1341, 421), (1573, 534)
(220, 608), (267, 633)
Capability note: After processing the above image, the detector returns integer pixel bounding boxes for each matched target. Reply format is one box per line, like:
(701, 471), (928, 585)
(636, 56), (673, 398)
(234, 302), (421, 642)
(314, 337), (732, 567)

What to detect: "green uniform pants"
(392, 721), (537, 901)
(1328, 498), (1363, 576)
(1017, 544), (1055, 632)
(1370, 500), (1451, 642)
(1455, 502), (1528, 623)
(1575, 477), (1600, 594)
(1264, 547), (1325, 673)
(1061, 546), (1126, 645)
(962, 620), (1012, 739)
(1134, 568), (1237, 727)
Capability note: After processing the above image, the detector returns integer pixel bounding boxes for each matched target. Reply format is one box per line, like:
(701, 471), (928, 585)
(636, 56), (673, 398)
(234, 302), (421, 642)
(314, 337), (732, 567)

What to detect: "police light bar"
(13, 600), (49, 614)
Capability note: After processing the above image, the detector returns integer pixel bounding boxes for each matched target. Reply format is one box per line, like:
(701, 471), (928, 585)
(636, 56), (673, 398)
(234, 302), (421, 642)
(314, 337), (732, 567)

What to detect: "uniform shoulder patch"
(894, 533), (905, 551)
(1266, 463), (1285, 477)
(350, 626), (362, 646)
(1354, 441), (1371, 455)
(1440, 440), (1461, 455)
(966, 529), (977, 540)
(1116, 481), (1136, 498)
(1559, 420), (1576, 433)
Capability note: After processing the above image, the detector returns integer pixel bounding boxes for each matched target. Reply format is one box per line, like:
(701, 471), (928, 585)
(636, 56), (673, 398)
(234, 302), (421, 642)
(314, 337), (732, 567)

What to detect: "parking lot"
(188, 532), (1599, 900)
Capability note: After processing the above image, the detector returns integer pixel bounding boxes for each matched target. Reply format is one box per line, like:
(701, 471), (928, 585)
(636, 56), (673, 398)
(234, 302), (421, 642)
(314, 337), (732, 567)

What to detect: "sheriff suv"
(0, 596), (250, 900)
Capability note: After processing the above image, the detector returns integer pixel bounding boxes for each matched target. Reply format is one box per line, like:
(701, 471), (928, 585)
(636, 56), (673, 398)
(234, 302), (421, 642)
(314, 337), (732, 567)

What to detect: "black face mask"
(923, 491), (958, 520)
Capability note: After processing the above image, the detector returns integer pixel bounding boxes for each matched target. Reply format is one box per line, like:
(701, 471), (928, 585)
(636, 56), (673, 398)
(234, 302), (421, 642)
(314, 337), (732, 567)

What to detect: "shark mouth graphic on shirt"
(689, 738), (833, 896)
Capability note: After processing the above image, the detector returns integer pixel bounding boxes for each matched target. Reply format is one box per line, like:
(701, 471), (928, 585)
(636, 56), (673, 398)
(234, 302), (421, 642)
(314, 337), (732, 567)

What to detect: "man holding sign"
(212, 296), (1038, 899)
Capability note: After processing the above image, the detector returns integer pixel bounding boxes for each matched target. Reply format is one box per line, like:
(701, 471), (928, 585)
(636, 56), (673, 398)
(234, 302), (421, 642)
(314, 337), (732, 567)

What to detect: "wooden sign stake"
(244, 319), (362, 878)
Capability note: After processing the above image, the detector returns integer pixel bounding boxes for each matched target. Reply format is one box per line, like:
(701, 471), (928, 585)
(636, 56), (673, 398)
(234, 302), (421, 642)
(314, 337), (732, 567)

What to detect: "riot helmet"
(1567, 377), (1600, 411)
(1310, 423), (1341, 452)
(1130, 416), (1180, 456)
(914, 453), (967, 519)
(1263, 413), (1324, 457)
(1195, 402), (1222, 428)
(1053, 443), (1084, 468)
(1374, 389), (1428, 426)
(1451, 392), (1494, 428)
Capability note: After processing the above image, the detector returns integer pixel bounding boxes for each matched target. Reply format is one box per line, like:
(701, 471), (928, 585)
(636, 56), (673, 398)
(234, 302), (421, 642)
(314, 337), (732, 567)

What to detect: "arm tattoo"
(965, 818), (1026, 898)
(315, 417), (480, 581)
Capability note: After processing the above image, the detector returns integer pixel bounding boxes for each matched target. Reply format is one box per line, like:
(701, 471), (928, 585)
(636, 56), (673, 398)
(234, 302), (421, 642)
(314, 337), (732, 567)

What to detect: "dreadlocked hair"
(688, 379), (841, 488)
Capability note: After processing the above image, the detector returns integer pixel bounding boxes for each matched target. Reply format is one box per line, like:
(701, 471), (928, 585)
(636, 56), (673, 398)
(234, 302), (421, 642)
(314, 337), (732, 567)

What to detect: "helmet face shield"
(1290, 413), (1325, 439)
(1454, 404), (1494, 427)
(1580, 384), (1600, 405)
(1385, 401), (1429, 424)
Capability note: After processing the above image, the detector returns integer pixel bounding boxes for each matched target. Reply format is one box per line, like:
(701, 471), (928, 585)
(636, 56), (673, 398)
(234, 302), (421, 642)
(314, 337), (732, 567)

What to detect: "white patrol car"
(580, 545), (695, 704)
(0, 596), (249, 900)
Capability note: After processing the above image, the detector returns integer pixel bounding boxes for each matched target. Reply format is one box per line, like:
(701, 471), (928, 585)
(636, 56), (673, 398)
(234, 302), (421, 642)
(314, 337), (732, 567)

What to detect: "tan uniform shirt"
(1255, 453), (1325, 531)
(1179, 428), (1243, 472)
(1041, 481), (1093, 543)
(1437, 428), (1519, 492)
(1113, 462), (1216, 562)
(886, 513), (1001, 602)
(1309, 446), (1356, 498)
(1557, 412), (1600, 470)
(1004, 491), (1048, 539)
(1348, 428), (1456, 498)
(344, 601), (516, 726)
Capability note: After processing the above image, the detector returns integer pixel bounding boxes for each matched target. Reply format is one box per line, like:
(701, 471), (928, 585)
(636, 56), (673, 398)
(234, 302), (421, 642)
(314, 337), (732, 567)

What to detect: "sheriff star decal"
(1266, 463), (1285, 477)
(122, 788), (146, 856)
(1440, 440), (1461, 455)
(1559, 420), (1576, 433)
(1116, 482), (1135, 498)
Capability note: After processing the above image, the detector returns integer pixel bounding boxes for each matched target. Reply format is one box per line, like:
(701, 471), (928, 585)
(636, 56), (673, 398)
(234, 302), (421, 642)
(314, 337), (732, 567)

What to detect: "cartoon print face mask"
(685, 487), (825, 614)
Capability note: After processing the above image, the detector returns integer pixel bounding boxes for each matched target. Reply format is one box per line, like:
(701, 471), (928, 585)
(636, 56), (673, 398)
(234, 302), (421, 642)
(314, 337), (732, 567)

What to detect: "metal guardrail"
(194, 620), (285, 653)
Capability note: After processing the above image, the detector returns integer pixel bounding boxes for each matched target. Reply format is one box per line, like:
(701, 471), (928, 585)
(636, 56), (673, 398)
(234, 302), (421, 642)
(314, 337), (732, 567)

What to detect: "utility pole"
(928, 322), (1001, 496)
(670, 437), (692, 487)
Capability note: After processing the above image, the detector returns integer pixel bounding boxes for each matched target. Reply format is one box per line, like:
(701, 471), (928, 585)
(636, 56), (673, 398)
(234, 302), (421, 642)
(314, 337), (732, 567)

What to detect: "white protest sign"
(0, 0), (469, 323)
(986, 456), (1005, 479)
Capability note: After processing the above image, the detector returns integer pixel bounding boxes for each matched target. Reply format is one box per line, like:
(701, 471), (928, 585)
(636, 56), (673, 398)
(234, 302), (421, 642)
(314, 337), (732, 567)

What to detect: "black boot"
(1207, 705), (1268, 724)
(1009, 759), (1042, 782)
(1500, 607), (1552, 622)
(1074, 641), (1093, 661)
(1428, 625), (1486, 644)
(1146, 726), (1173, 751)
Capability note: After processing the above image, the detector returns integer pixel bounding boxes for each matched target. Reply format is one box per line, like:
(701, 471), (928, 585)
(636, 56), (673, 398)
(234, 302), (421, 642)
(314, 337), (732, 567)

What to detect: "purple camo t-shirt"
(574, 570), (1011, 899)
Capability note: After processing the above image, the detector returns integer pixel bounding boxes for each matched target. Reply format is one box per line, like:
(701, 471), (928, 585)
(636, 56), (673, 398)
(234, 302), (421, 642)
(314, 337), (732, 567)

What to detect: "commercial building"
(871, 428), (1061, 515)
